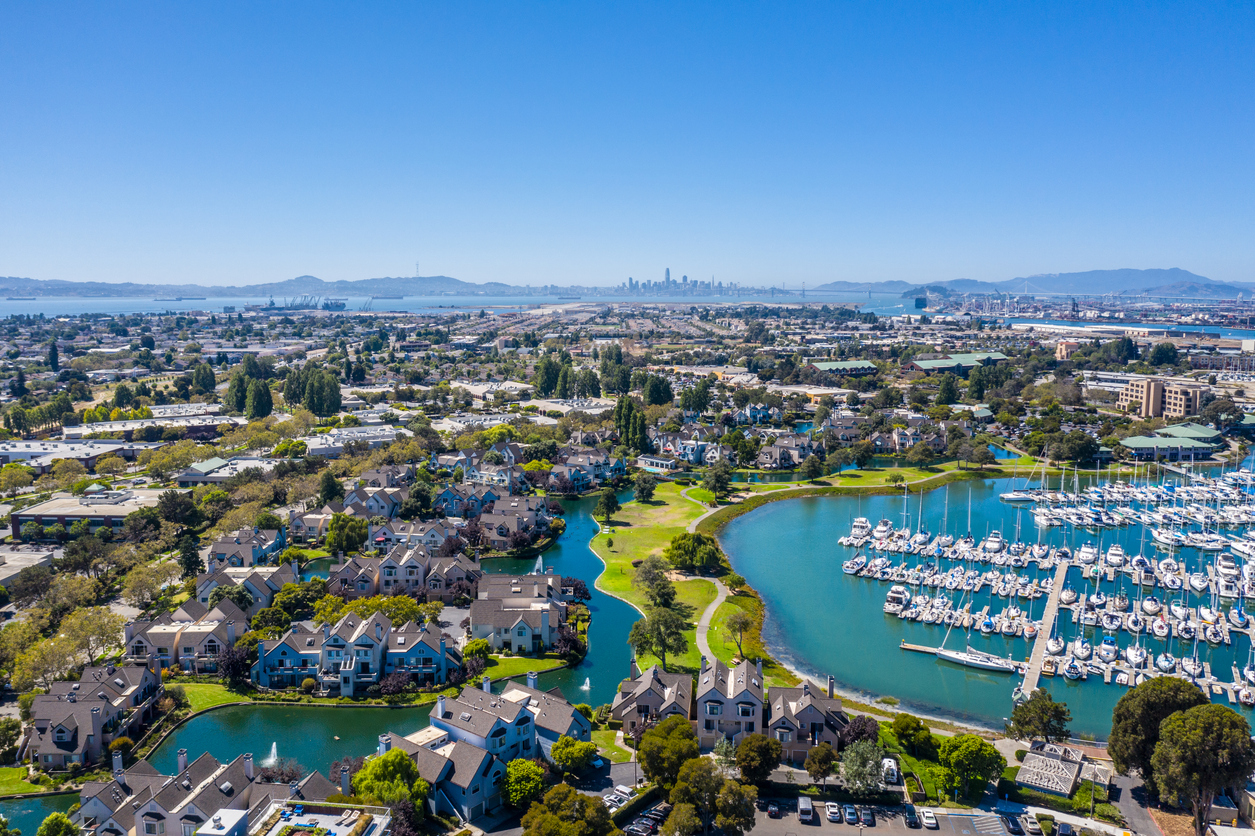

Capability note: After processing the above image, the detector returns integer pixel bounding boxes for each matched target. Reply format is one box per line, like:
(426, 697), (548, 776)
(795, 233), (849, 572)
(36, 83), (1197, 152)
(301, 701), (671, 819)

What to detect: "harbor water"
(719, 469), (1255, 739)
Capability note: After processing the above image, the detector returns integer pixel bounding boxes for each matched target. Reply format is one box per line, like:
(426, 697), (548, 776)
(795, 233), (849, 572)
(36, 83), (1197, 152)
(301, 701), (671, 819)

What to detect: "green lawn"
(706, 593), (798, 687)
(589, 482), (717, 673)
(0, 766), (45, 795)
(592, 729), (632, 763)
(177, 682), (249, 712)
(485, 653), (567, 680)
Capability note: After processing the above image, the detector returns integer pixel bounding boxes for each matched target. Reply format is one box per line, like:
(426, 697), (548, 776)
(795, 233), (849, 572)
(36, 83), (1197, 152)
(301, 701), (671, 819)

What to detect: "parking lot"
(747, 799), (1039, 836)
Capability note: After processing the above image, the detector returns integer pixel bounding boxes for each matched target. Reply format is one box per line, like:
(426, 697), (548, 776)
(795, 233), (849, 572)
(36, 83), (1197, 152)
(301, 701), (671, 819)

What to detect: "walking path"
(694, 577), (729, 662)
(1021, 559), (1071, 693)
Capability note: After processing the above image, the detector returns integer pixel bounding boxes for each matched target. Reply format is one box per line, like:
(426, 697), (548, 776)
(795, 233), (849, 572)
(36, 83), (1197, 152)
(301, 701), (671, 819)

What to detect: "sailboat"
(930, 582), (1018, 674)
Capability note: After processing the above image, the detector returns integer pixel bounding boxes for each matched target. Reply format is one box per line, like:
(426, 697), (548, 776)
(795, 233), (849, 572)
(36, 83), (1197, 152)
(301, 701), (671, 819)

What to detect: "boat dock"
(1022, 560), (1072, 693)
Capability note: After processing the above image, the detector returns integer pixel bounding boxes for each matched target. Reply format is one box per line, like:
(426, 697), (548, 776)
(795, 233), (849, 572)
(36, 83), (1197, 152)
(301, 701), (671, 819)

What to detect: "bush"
(301, 678), (317, 693)
(1014, 749), (1027, 762)
(108, 736), (133, 754)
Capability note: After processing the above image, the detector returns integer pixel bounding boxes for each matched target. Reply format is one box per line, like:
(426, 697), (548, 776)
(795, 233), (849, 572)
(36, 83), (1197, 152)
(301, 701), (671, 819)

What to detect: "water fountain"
(580, 677), (590, 691)
(261, 741), (278, 767)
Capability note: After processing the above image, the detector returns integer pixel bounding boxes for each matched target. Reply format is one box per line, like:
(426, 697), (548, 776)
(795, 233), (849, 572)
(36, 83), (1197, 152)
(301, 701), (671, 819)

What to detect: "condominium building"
(1117, 378), (1205, 419)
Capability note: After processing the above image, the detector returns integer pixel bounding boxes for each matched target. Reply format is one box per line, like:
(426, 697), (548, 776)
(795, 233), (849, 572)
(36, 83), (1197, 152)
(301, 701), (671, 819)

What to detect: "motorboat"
(1124, 644), (1148, 667)
(1156, 653), (1176, 673)
(1077, 543), (1099, 564)
(850, 517), (873, 539)
(982, 531), (1006, 553)
(1239, 689), (1255, 708)
(872, 519), (894, 539)
(842, 555), (867, 575)
(1142, 596), (1162, 615)
(934, 646), (1018, 673)
(884, 585), (910, 615)
(1097, 636), (1119, 663)
(1072, 637), (1092, 660)
(1105, 544), (1127, 567)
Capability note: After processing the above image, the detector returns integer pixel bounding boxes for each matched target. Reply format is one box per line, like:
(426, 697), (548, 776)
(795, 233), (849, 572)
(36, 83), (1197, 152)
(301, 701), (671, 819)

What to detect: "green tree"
(851, 440), (876, 469)
(632, 555), (676, 607)
(209, 584), (254, 611)
(714, 780), (757, 836)
(1152, 704), (1255, 836)
(936, 373), (958, 405)
(462, 638), (491, 661)
(891, 713), (933, 756)
(521, 784), (616, 836)
(638, 715), (700, 790)
(938, 734), (1005, 797)
(47, 341), (59, 373)
(502, 759), (546, 807)
(804, 742), (836, 788)
(628, 609), (688, 672)
(703, 458), (733, 498)
(661, 803), (700, 836)
(1109, 677), (1208, 799)
(352, 748), (430, 807)
(670, 757), (723, 825)
(61, 607), (125, 664)
(36, 813), (76, 836)
(799, 454), (824, 481)
(713, 736), (738, 775)
(1006, 688), (1071, 743)
(319, 470), (345, 506)
(245, 379), (273, 419)
(326, 513), (368, 555)
(842, 739), (887, 795)
(224, 372), (249, 414)
(594, 488), (619, 525)
(157, 489), (197, 526)
(0, 717), (21, 754)
(633, 471), (657, 502)
(550, 735), (598, 775)
(734, 734), (782, 784)
(722, 609), (755, 658)
(1148, 342), (1179, 366)
(905, 442), (935, 468)
(663, 533), (721, 573)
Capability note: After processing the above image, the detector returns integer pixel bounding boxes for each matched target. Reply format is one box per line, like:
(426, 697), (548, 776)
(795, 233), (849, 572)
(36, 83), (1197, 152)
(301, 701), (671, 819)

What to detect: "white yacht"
(884, 585), (910, 615)
(1077, 543), (1099, 564)
(850, 518), (872, 539)
(1000, 490), (1034, 502)
(935, 646), (1018, 673)
(871, 519), (894, 539)
(982, 531), (1006, 553)
(842, 554), (866, 575)
(1105, 544), (1126, 567)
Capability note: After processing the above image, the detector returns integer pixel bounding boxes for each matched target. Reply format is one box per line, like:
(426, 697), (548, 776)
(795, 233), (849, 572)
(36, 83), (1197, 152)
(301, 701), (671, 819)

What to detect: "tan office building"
(1118, 378), (1205, 419)
(1055, 341), (1081, 361)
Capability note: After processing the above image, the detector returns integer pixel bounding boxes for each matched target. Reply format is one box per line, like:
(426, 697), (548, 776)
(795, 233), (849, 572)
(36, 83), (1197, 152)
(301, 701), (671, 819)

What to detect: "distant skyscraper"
(665, 268), (670, 283)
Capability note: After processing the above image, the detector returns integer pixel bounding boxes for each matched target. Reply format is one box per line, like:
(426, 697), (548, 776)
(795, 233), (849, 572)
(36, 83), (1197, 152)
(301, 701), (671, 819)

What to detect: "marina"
(720, 461), (1255, 737)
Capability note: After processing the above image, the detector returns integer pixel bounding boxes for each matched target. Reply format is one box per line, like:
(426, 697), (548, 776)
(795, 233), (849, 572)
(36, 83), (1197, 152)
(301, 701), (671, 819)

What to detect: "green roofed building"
(903, 351), (1008, 377)
(1119, 435), (1216, 461)
(1153, 422), (1222, 443)
(808, 360), (880, 376)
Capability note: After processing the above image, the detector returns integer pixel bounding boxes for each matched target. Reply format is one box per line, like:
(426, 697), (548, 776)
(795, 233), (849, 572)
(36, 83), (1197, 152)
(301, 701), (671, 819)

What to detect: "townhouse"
(75, 750), (337, 836)
(206, 527), (286, 571)
(468, 574), (567, 652)
(253, 617), (461, 693)
(22, 665), (163, 768)
(433, 484), (502, 518)
(496, 673), (593, 757)
(342, 484), (410, 519)
(124, 601), (249, 673)
(766, 677), (849, 764)
(367, 519), (457, 550)
(377, 728), (506, 822)
(610, 658), (695, 734)
(695, 658), (765, 749)
(326, 546), (481, 603)
(193, 562), (297, 617)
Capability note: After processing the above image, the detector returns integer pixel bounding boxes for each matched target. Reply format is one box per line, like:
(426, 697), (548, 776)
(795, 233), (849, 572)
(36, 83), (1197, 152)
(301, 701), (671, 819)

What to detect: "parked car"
(631, 818), (657, 834)
(860, 808), (876, 826)
(1057, 824), (1075, 836)
(767, 803), (781, 819)
(1003, 816), (1024, 836)
(624, 826), (650, 836)
(605, 794), (628, 807)
(826, 803), (842, 823)
(921, 810), (938, 829)
(903, 805), (920, 829)
(1024, 817), (1042, 836)
(843, 805), (859, 825)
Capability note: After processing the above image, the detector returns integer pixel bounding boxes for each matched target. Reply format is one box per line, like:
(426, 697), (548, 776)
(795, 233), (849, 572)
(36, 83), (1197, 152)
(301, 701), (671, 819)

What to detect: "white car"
(921, 810), (938, 829)
(605, 794), (628, 808)
(826, 803), (842, 822)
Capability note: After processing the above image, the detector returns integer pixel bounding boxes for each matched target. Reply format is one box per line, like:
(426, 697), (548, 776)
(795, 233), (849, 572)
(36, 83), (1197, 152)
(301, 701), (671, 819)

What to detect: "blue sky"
(1, 2), (1253, 288)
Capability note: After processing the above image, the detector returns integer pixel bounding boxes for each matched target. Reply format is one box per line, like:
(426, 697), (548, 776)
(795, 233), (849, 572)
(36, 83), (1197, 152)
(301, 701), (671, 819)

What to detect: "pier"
(1022, 559), (1071, 693)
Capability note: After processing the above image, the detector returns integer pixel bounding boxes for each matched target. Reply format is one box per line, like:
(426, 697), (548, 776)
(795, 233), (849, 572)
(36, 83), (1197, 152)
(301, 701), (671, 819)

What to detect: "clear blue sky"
(2, 2), (1252, 288)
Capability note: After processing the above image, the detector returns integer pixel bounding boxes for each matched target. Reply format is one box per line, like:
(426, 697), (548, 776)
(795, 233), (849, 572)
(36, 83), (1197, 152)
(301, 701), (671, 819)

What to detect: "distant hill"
(823, 268), (1255, 298)
(0, 274), (526, 298)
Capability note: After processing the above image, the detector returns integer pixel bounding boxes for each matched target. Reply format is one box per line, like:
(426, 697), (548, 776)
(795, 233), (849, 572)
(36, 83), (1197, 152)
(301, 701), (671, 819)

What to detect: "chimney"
(323, 623), (330, 640)
(436, 694), (446, 718)
(756, 658), (763, 680)
(227, 621), (235, 645)
(340, 766), (351, 795)
(288, 781), (299, 798)
(243, 753), (253, 780)
(802, 680), (810, 695)
(630, 651), (640, 679)
(482, 675), (491, 693)
(375, 622), (382, 641)
(112, 750), (124, 775)
(700, 655), (708, 672)
(527, 671), (538, 690)
(377, 734), (391, 756)
(541, 610), (550, 644)
(828, 675), (835, 698)
(124, 622), (134, 644)
(177, 748), (188, 773)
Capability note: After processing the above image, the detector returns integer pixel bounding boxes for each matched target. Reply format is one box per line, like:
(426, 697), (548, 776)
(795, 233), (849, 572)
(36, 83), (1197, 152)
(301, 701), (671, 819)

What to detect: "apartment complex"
(1117, 377), (1205, 419)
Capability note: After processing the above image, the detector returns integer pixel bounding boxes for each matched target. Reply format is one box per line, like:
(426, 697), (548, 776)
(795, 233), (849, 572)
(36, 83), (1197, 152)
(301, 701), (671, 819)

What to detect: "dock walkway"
(1021, 560), (1071, 693)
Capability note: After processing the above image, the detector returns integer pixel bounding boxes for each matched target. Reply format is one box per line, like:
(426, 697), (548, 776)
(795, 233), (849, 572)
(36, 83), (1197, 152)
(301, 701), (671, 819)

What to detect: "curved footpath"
(693, 578), (729, 662)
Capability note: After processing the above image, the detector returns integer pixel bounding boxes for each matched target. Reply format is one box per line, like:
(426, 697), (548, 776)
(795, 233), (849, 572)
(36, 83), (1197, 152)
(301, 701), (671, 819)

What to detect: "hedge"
(610, 785), (661, 825)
